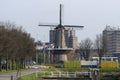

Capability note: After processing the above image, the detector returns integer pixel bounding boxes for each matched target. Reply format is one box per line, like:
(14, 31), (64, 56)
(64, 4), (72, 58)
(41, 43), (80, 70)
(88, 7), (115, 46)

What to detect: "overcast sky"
(0, 0), (120, 42)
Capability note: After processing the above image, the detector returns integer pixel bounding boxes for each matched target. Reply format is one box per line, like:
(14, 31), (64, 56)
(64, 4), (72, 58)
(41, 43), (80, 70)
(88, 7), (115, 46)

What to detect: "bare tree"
(94, 34), (107, 67)
(0, 22), (35, 71)
(79, 38), (93, 60)
(102, 35), (107, 55)
(94, 34), (103, 57)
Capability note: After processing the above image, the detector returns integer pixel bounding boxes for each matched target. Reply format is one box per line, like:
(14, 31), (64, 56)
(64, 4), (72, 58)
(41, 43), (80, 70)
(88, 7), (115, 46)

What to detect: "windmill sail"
(38, 4), (84, 63)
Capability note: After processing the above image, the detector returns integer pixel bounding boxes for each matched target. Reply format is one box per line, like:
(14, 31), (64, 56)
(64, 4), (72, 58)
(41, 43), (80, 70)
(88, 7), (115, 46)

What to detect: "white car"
(31, 65), (39, 69)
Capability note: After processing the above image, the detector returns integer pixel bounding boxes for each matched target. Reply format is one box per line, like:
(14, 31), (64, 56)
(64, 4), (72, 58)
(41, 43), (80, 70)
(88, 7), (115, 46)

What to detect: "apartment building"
(103, 26), (120, 56)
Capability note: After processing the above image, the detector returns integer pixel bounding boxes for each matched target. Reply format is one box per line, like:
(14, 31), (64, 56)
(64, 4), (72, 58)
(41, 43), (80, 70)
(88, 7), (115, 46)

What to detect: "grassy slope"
(0, 70), (17, 75)
(18, 73), (36, 80)
(17, 68), (120, 80)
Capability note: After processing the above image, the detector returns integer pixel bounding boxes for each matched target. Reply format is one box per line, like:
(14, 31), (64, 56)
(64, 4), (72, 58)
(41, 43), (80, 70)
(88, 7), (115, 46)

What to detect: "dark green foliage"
(100, 68), (120, 72)
(101, 74), (120, 80)
(0, 57), (1, 71)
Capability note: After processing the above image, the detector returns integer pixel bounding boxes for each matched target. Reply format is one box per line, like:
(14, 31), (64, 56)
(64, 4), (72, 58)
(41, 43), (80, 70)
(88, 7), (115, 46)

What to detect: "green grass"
(100, 68), (120, 72)
(0, 69), (29, 75)
(17, 68), (120, 80)
(18, 73), (36, 80)
(43, 68), (90, 72)
(58, 68), (89, 72)
(43, 67), (120, 72)
(0, 70), (17, 75)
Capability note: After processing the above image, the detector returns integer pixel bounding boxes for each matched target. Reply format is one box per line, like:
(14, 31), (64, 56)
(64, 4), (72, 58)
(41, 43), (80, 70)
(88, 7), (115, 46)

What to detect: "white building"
(103, 26), (120, 56)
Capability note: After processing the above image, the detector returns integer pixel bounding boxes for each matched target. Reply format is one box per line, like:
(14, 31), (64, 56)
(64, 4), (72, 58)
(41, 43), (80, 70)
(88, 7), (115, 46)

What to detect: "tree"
(79, 38), (93, 60)
(94, 34), (107, 67)
(94, 34), (103, 56)
(0, 22), (35, 71)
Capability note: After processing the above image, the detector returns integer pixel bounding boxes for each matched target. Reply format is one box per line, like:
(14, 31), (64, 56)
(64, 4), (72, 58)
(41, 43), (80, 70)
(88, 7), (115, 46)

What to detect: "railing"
(39, 69), (99, 80)
(41, 71), (91, 78)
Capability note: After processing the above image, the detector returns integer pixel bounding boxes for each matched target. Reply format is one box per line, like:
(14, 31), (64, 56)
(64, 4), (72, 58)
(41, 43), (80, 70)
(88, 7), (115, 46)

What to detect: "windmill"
(38, 4), (84, 63)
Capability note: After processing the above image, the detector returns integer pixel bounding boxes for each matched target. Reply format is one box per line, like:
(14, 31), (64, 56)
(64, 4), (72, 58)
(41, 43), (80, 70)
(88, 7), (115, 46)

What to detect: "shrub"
(64, 61), (81, 68)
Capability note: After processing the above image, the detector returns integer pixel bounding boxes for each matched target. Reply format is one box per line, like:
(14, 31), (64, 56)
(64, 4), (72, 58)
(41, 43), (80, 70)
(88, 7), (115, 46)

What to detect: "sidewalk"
(0, 68), (40, 80)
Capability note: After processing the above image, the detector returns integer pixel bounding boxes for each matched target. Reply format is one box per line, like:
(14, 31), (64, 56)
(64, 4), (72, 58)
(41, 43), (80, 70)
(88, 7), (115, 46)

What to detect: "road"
(0, 68), (41, 80)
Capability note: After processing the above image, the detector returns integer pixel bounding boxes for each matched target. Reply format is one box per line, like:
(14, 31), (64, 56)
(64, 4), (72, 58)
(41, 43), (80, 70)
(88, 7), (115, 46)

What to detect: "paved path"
(0, 69), (41, 80)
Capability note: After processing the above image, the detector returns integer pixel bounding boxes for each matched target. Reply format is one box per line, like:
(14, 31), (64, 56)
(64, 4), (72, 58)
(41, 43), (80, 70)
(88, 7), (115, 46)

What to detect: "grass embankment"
(0, 70), (17, 75)
(0, 68), (30, 75)
(42, 68), (90, 72)
(17, 68), (90, 80)
(18, 73), (36, 80)
(17, 68), (120, 80)
(100, 68), (120, 72)
(99, 68), (120, 80)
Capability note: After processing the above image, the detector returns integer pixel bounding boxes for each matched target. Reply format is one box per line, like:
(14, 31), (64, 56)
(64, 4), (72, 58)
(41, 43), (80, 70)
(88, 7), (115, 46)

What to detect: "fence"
(39, 69), (99, 80)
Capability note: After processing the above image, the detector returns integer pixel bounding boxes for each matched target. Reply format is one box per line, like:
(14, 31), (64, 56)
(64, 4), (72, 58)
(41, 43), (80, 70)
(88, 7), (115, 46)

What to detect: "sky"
(0, 0), (120, 42)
